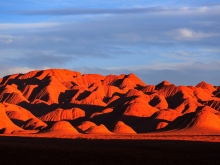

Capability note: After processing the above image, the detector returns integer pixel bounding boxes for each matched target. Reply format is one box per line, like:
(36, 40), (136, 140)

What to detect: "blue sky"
(0, 0), (220, 85)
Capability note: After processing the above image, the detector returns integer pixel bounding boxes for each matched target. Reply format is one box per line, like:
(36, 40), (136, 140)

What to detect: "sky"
(0, 0), (220, 85)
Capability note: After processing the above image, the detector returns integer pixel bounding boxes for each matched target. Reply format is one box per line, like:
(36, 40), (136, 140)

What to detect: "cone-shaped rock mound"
(22, 118), (47, 130)
(84, 124), (112, 134)
(4, 103), (39, 126)
(196, 81), (216, 93)
(0, 104), (22, 134)
(48, 121), (79, 133)
(156, 80), (171, 90)
(40, 108), (85, 121)
(113, 121), (136, 134)
(166, 106), (220, 131)
(153, 109), (182, 129)
(77, 121), (97, 132)
(186, 107), (220, 130)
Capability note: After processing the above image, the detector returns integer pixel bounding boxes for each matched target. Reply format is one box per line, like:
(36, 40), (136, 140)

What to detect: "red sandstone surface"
(0, 68), (220, 140)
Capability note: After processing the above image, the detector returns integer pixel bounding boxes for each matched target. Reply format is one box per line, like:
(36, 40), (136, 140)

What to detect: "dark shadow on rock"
(135, 84), (145, 90)
(76, 91), (91, 101)
(163, 112), (195, 130)
(119, 115), (170, 133)
(0, 74), (22, 85)
(166, 91), (184, 109)
(9, 118), (24, 127)
(0, 128), (5, 134)
(58, 90), (78, 104)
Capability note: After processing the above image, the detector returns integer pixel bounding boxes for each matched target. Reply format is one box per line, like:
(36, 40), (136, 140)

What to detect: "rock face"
(113, 121), (136, 134)
(0, 104), (22, 134)
(22, 118), (47, 130)
(47, 121), (79, 134)
(40, 108), (85, 121)
(0, 68), (219, 134)
(77, 121), (97, 132)
(186, 107), (220, 130)
(84, 124), (112, 134)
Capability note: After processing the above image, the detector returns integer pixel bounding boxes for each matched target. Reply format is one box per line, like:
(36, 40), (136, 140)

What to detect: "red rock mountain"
(0, 68), (219, 134)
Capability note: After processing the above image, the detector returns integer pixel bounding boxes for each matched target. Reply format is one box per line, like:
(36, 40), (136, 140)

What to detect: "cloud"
(0, 35), (14, 43)
(0, 10), (219, 70)
(106, 61), (220, 72)
(0, 66), (36, 77)
(0, 48), (72, 69)
(115, 33), (143, 42)
(7, 67), (37, 75)
(75, 61), (220, 85)
(14, 7), (168, 15)
(9, 5), (220, 17)
(2, 61), (219, 86)
(0, 4), (219, 85)
(0, 22), (62, 30)
(0, 61), (51, 78)
(167, 28), (219, 40)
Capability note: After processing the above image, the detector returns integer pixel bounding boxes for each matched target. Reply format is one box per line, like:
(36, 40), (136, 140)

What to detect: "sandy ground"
(4, 128), (220, 142)
(0, 130), (220, 164)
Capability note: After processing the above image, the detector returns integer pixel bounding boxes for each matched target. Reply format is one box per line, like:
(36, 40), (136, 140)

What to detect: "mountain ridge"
(0, 68), (219, 134)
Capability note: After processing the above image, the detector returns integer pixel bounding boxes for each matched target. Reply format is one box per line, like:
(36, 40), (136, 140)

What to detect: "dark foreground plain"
(0, 136), (220, 165)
